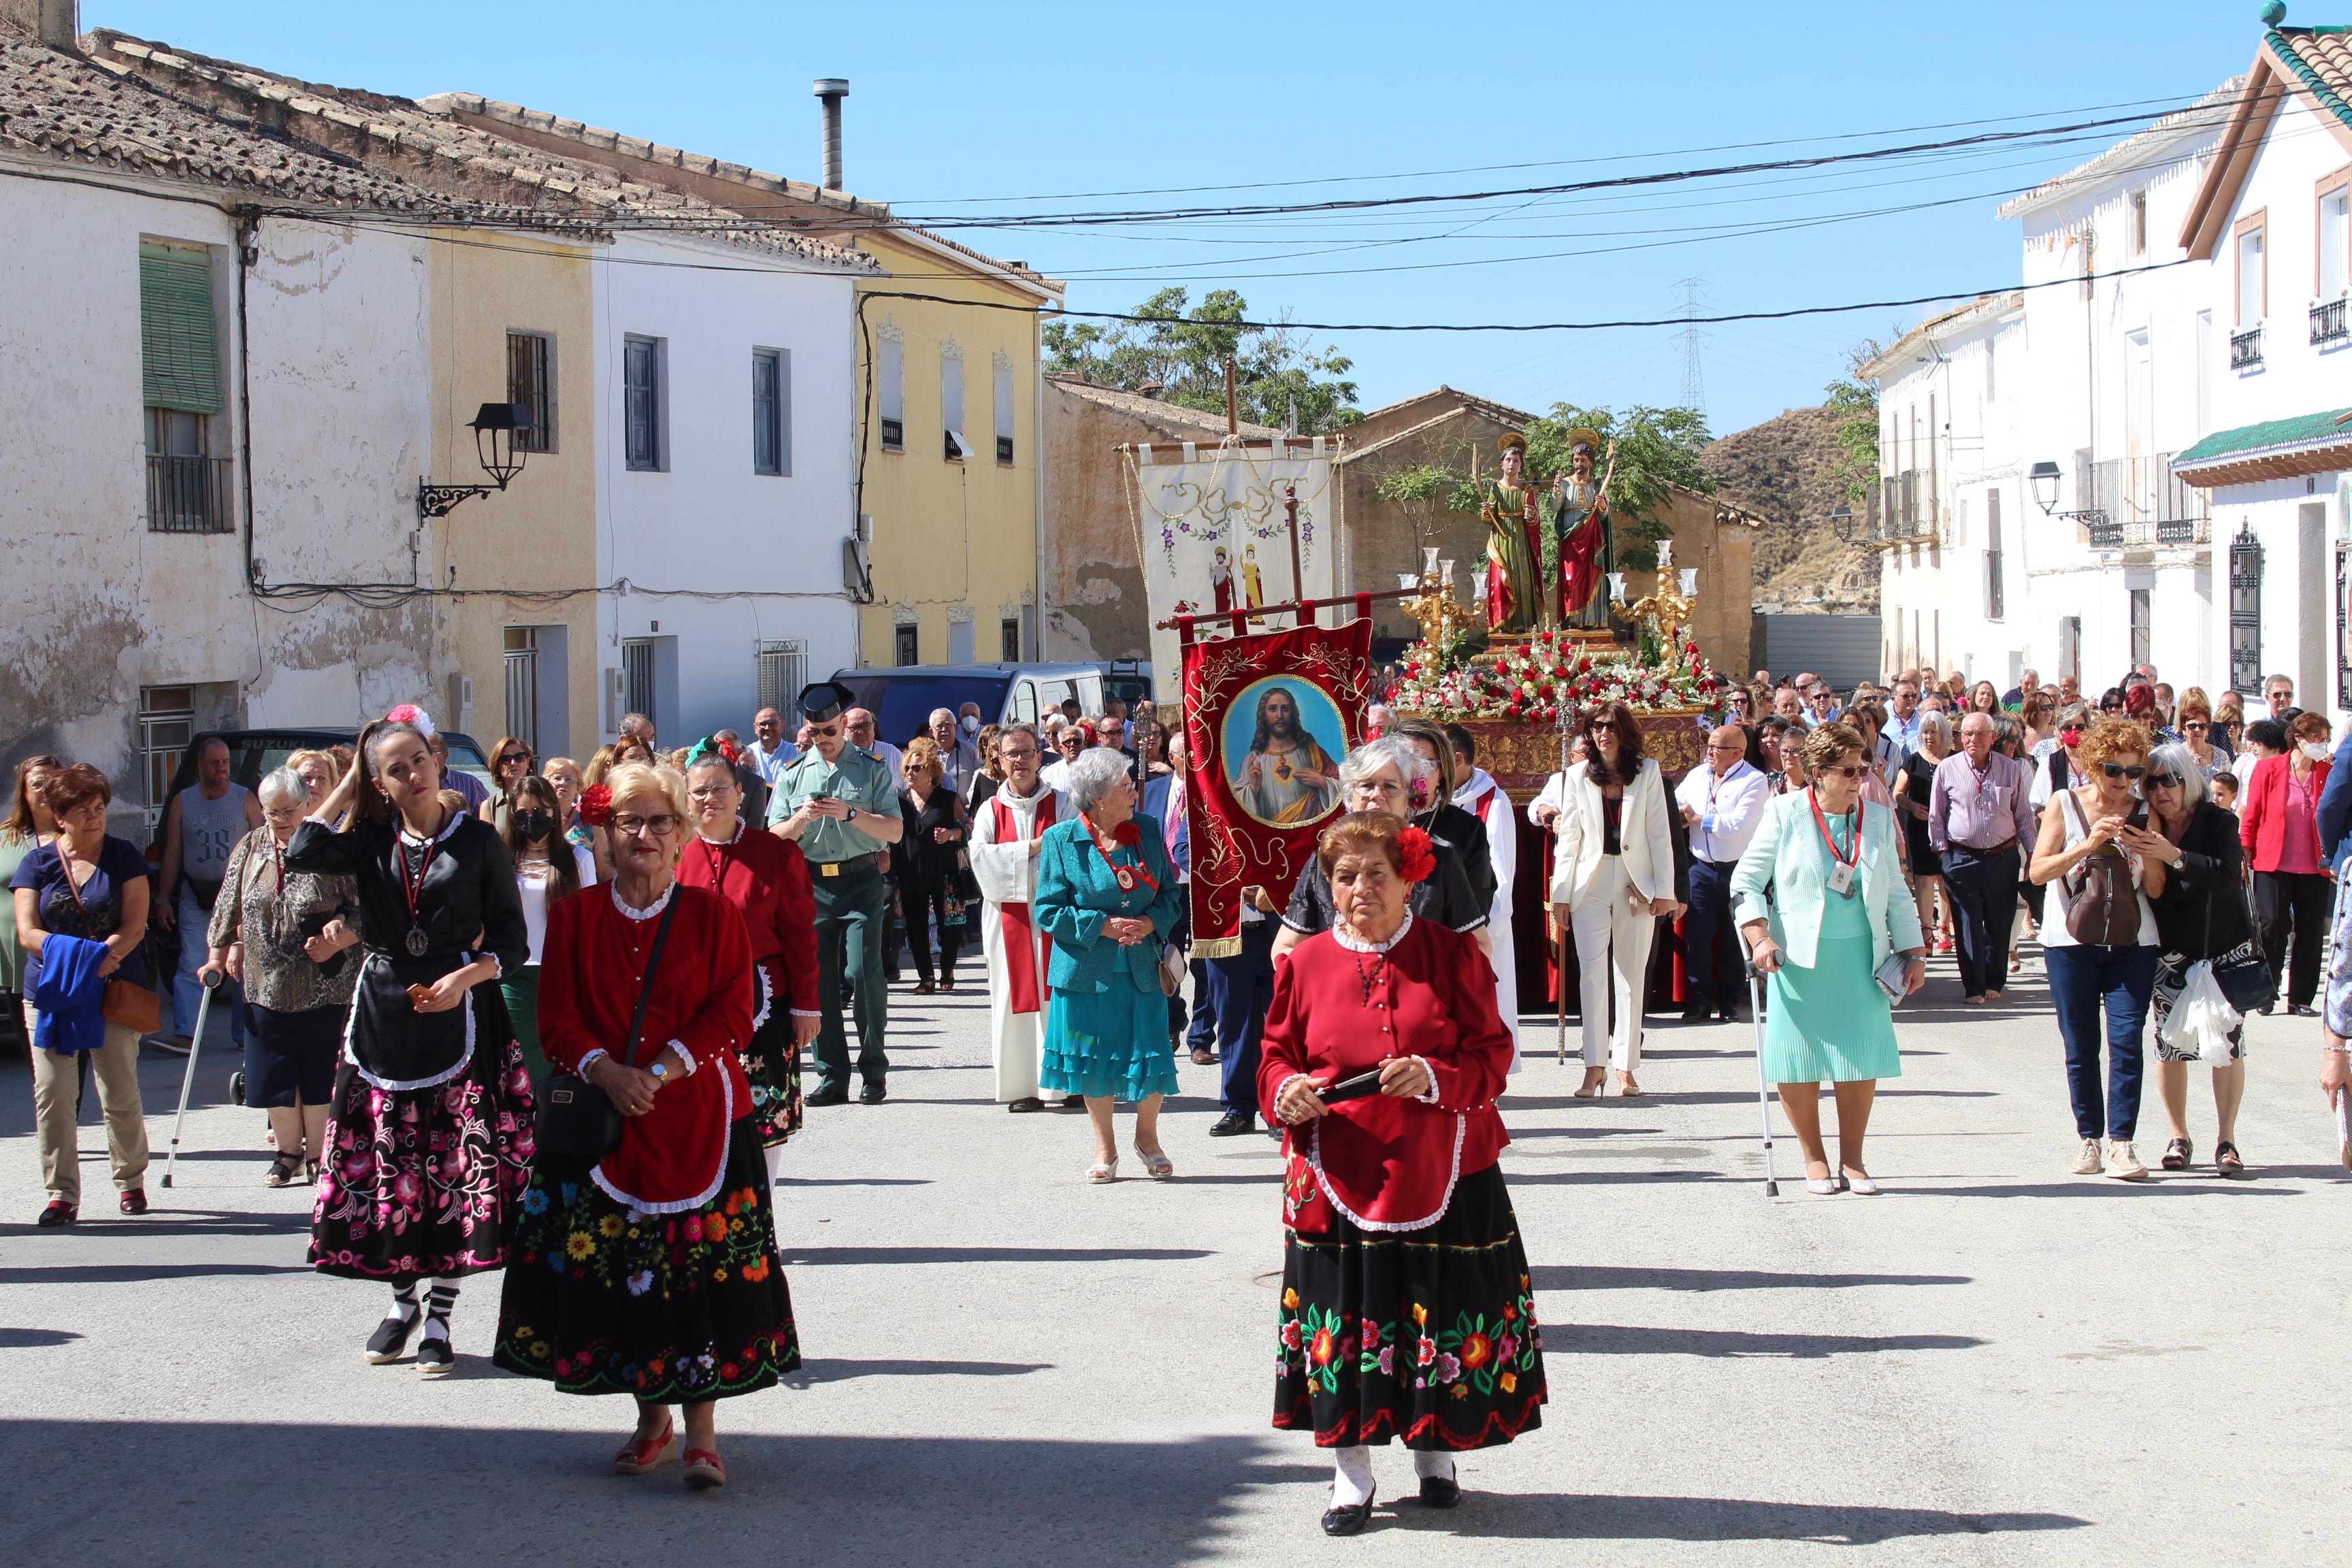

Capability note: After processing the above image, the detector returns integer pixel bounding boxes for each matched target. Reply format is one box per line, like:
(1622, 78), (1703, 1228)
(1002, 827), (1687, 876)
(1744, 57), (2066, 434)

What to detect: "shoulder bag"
(2058, 793), (2144, 947)
(54, 841), (161, 1036)
(2204, 870), (2276, 1015)
(534, 890), (682, 1166)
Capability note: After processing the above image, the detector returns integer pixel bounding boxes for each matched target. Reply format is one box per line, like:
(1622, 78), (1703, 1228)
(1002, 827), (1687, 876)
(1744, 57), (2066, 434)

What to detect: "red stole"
(992, 789), (1058, 1014)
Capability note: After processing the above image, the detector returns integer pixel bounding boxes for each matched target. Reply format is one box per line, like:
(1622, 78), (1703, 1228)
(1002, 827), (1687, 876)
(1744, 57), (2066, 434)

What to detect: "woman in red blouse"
(678, 742), (821, 1175)
(1258, 812), (1546, 1536)
(2240, 709), (2334, 1015)
(492, 762), (798, 1490)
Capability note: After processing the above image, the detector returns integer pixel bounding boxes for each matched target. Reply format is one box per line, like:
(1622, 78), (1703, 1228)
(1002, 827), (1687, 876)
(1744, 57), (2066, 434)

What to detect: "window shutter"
(140, 242), (222, 414)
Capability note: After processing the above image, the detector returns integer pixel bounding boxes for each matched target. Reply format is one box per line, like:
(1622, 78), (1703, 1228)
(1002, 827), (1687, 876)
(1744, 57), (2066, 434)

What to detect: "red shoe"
(118, 1188), (148, 1215)
(612, 1418), (676, 1475)
(683, 1448), (727, 1490)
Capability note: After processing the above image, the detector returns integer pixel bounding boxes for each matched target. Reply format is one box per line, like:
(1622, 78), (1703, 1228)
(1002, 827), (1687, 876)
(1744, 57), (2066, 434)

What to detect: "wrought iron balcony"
(145, 454), (234, 534)
(2314, 298), (2349, 346)
(2230, 326), (2264, 369)
(1873, 470), (1939, 544)
(2087, 519), (2125, 549)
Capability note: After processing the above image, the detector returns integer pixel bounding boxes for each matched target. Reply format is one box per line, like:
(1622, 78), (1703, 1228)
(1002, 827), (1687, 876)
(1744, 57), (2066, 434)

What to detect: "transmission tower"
(1674, 277), (1707, 417)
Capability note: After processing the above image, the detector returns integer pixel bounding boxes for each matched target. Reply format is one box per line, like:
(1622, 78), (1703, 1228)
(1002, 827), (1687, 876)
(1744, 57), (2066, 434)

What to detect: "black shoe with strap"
(2160, 1138), (2191, 1171)
(2215, 1141), (2246, 1177)
(1322, 1494), (1374, 1537)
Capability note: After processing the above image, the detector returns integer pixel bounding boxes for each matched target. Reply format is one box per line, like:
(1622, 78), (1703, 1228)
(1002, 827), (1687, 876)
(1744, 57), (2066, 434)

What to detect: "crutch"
(159, 968), (225, 1189)
(1743, 951), (1780, 1198)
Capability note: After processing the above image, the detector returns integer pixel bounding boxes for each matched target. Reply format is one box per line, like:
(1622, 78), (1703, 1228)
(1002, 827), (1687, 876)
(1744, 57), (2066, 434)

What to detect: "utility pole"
(1676, 277), (1708, 418)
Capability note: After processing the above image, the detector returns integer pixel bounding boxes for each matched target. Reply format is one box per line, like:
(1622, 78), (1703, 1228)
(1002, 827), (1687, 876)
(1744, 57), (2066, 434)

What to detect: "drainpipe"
(813, 80), (848, 191)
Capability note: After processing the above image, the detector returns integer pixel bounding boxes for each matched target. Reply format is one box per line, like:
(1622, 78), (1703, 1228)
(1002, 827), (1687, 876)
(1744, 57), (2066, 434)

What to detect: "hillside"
(1702, 404), (1877, 612)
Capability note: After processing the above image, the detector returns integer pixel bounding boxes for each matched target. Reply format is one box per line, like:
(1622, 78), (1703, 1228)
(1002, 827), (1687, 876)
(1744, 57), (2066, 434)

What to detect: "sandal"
(913, 980), (936, 996)
(1136, 1148), (1175, 1181)
(2215, 1142), (2245, 1177)
(2159, 1137), (2191, 1171)
(613, 1416), (676, 1475)
(264, 1154), (302, 1188)
(1085, 1156), (1119, 1184)
(682, 1448), (727, 1490)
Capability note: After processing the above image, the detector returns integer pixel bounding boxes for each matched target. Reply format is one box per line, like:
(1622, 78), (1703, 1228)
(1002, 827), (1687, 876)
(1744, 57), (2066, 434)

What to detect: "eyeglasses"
(1589, 720), (1619, 733)
(2100, 764), (2146, 781)
(1820, 764), (1870, 780)
(686, 785), (735, 801)
(2144, 773), (2181, 789)
(2100, 701), (2124, 713)
(610, 813), (682, 836)
(497, 752), (529, 768)
(2183, 721), (2208, 732)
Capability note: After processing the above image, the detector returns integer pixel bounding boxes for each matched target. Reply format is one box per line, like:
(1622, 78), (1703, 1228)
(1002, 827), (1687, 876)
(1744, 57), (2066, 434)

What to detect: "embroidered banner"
(1181, 617), (1373, 958)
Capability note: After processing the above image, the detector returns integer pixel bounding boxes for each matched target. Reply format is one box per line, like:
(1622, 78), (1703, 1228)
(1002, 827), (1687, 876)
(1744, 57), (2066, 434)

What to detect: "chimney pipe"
(3, 0), (79, 50)
(813, 78), (849, 191)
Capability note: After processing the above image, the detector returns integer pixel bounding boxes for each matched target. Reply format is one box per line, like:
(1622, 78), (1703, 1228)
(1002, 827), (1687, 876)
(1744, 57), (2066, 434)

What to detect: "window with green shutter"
(140, 240), (222, 414)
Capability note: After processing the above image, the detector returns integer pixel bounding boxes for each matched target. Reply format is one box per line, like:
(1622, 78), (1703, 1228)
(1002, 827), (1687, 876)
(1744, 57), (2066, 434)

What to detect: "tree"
(1824, 339), (1884, 507)
(1522, 403), (1715, 573)
(1043, 287), (1363, 434)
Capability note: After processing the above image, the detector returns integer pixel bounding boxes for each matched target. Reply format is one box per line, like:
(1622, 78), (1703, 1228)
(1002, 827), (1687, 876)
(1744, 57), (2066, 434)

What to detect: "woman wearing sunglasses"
(2029, 718), (2173, 1181)
(2173, 693), (2233, 783)
(1731, 723), (1927, 1194)
(2142, 747), (2253, 1175)
(2238, 709), (2334, 1017)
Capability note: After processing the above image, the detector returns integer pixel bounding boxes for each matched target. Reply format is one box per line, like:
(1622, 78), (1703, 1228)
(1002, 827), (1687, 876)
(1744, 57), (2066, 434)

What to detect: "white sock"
(1330, 1446), (1374, 1507)
(1412, 1450), (1456, 1481)
(422, 1278), (459, 1342)
(763, 1144), (787, 1185)
(385, 1282), (420, 1323)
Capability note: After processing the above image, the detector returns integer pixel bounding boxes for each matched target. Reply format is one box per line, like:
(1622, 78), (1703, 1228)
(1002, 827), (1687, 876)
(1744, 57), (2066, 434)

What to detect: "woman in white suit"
(1548, 702), (1681, 1097)
(1730, 723), (1928, 1194)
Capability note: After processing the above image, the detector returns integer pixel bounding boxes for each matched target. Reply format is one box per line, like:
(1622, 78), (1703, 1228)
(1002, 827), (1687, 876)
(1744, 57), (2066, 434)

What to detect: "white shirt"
(1040, 757), (1075, 794)
(1676, 758), (1771, 864)
(862, 738), (905, 779)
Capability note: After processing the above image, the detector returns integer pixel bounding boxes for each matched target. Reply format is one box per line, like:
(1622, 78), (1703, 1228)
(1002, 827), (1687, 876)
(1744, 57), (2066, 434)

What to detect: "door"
(503, 627), (538, 751)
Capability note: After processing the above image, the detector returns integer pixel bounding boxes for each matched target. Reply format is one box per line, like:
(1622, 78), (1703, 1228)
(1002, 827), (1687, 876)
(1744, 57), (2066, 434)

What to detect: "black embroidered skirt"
(1273, 1163), (1547, 1450)
(742, 966), (804, 1147)
(309, 983), (534, 1281)
(492, 1117), (800, 1403)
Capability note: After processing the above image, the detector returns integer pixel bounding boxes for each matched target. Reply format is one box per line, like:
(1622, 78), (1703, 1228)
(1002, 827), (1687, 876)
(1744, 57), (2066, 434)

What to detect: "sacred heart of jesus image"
(1223, 676), (1347, 829)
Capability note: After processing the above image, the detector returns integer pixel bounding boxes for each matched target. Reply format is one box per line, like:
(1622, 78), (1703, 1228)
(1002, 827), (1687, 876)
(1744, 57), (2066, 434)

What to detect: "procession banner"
(1180, 617), (1373, 958)
(1126, 439), (1339, 698)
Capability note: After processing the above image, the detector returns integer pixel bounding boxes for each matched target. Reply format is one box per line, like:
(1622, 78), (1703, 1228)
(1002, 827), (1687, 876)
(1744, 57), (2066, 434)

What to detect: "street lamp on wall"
(419, 402), (534, 519)
(2029, 458), (2109, 530)
(1829, 504), (1857, 542)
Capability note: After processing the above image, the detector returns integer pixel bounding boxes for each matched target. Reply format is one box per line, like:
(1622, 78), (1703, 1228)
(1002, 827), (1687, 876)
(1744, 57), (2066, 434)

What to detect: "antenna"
(1675, 277), (1707, 416)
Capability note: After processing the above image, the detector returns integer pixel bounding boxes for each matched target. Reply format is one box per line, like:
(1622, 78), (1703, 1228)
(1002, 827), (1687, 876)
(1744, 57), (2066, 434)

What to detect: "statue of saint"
(1552, 430), (1612, 628)
(1480, 432), (1550, 634)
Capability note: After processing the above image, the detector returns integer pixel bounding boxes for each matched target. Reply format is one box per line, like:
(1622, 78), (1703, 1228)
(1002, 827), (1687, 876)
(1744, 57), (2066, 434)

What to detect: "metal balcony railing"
(1874, 470), (1938, 544)
(2231, 326), (2264, 368)
(2314, 299), (2349, 346)
(145, 454), (234, 534)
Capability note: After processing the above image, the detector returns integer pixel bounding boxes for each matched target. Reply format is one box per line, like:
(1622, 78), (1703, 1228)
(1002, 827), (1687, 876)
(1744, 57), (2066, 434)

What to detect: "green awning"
(2174, 406), (2352, 469)
(140, 240), (222, 415)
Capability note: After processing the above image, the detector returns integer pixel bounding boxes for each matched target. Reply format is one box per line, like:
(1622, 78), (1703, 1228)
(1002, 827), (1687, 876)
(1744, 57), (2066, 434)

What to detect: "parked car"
(830, 664), (1107, 747)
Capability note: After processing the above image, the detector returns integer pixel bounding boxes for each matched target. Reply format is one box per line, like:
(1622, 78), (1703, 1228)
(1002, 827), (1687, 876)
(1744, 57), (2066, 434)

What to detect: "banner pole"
(1284, 483), (1307, 630)
(1554, 696), (1574, 1066)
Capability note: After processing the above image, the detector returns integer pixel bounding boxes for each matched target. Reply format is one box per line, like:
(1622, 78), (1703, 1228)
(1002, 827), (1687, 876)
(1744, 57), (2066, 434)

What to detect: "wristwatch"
(648, 1058), (670, 1082)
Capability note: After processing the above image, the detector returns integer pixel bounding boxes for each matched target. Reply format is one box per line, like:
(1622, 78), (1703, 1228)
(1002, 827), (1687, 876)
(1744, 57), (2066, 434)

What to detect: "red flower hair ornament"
(1396, 826), (1437, 883)
(1112, 821), (1141, 847)
(577, 783), (613, 827)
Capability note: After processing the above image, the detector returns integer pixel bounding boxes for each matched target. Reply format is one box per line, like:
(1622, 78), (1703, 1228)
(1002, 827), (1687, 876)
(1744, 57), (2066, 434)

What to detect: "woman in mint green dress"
(1729, 723), (1928, 1195)
(1036, 748), (1185, 1184)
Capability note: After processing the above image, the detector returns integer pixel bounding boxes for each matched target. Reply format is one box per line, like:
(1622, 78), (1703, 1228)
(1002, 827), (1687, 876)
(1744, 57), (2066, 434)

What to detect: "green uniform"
(769, 744), (900, 1092)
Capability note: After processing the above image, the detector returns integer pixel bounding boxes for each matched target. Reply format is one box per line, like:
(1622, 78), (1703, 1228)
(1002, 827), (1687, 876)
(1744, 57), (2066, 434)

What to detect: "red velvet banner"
(1181, 618), (1374, 958)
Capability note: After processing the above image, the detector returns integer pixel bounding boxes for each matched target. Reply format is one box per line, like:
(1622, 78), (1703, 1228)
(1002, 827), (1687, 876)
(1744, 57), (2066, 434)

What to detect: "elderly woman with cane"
(1035, 747), (1184, 1182)
(1262, 811), (1545, 1534)
(203, 767), (361, 1186)
(494, 760), (797, 1490)
(288, 715), (536, 1374)
(1731, 723), (1927, 1194)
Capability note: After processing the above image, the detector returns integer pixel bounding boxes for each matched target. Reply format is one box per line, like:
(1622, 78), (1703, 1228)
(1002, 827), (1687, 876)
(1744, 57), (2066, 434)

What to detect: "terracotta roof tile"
(2268, 25), (2352, 131)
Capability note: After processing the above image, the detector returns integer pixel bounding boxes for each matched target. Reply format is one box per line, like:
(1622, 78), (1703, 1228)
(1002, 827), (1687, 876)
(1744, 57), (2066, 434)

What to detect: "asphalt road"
(1, 951), (2345, 1566)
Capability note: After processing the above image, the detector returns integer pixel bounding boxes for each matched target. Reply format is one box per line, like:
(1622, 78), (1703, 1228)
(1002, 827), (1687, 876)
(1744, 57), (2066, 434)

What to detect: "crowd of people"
(7, 654), (2351, 1526)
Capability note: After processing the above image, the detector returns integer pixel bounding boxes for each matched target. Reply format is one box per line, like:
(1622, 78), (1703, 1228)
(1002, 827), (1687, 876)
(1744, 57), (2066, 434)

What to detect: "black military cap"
(800, 681), (857, 723)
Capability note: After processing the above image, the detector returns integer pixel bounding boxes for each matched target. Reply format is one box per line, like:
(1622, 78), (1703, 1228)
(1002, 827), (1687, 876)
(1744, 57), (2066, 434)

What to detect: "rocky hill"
(1703, 405), (1877, 612)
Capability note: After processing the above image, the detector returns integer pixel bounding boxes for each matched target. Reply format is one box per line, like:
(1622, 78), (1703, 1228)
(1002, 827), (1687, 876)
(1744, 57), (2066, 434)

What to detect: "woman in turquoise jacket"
(1037, 747), (1185, 1184)
(1730, 722), (1927, 1196)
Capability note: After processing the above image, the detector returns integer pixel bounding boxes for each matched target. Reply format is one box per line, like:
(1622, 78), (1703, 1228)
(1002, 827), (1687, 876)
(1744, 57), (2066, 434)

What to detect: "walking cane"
(159, 968), (225, 1190)
(1744, 951), (1780, 1198)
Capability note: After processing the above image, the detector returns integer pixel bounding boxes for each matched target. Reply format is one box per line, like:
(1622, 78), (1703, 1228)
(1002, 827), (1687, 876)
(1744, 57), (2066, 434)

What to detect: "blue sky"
(93, 0), (2274, 437)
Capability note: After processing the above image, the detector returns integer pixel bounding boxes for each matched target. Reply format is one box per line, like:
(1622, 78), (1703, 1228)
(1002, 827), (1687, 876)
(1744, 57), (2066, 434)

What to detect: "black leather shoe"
(1209, 1110), (1254, 1137)
(1418, 1474), (1461, 1509)
(805, 1084), (850, 1107)
(1679, 1005), (1712, 1024)
(858, 1082), (888, 1105)
(1718, 1002), (1745, 1024)
(1007, 1096), (1044, 1113)
(35, 1200), (74, 1228)
(2291, 1003), (2320, 1017)
(1322, 1494), (1374, 1536)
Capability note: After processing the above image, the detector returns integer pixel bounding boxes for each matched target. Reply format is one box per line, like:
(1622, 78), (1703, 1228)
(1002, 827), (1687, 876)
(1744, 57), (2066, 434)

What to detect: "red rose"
(1113, 821), (1141, 847)
(578, 784), (613, 827)
(1396, 826), (1437, 884)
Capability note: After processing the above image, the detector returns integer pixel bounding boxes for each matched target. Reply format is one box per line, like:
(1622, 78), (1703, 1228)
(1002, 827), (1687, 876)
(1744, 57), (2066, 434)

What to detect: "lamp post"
(1829, 503), (1857, 542)
(419, 402), (535, 519)
(2029, 459), (2111, 534)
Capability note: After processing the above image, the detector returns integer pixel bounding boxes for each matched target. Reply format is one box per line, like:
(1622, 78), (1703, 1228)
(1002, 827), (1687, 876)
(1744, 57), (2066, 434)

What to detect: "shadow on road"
(1531, 1265), (1971, 1293)
(1558, 1323), (1984, 1358)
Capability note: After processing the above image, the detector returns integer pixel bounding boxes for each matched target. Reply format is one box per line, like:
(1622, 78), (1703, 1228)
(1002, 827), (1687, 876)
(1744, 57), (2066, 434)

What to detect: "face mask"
(513, 809), (555, 841)
(960, 715), (979, 736)
(2302, 741), (2332, 761)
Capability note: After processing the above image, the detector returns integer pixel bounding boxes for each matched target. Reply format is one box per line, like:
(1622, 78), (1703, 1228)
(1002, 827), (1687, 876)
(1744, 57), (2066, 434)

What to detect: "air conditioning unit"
(604, 667), (625, 732)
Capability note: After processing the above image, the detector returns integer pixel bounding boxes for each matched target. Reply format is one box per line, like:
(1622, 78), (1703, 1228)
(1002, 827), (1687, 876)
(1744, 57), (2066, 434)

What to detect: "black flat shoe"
(858, 1082), (888, 1105)
(414, 1335), (455, 1377)
(805, 1084), (850, 1107)
(1322, 1493), (1374, 1536)
(1209, 1110), (1254, 1137)
(1718, 1003), (1744, 1024)
(1054, 1096), (1089, 1111)
(1007, 1096), (1044, 1113)
(2291, 1004), (2319, 1017)
(1418, 1475), (1461, 1509)
(365, 1312), (418, 1365)
(35, 1200), (74, 1228)
(1678, 1005), (1712, 1024)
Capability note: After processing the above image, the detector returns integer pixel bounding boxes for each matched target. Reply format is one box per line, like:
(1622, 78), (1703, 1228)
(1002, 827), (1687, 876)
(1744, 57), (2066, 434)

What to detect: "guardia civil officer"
(768, 682), (904, 1105)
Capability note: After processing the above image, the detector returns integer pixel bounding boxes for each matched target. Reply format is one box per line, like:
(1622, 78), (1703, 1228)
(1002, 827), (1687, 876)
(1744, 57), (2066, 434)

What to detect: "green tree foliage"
(1523, 403), (1716, 574)
(1824, 340), (1884, 506)
(1043, 287), (1363, 434)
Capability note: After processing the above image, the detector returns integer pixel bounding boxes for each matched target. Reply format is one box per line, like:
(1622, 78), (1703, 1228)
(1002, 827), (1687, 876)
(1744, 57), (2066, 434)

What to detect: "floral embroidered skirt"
(744, 964), (804, 1147)
(1274, 1163), (1547, 1451)
(309, 998), (536, 1282)
(492, 1116), (800, 1403)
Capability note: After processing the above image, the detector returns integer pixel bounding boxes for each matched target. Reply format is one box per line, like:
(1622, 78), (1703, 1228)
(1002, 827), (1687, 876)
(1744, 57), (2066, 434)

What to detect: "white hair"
(257, 765), (308, 810)
(1064, 747), (1133, 813)
(928, 708), (956, 726)
(2148, 742), (2208, 811)
(1917, 712), (1951, 749)
(1338, 737), (1433, 799)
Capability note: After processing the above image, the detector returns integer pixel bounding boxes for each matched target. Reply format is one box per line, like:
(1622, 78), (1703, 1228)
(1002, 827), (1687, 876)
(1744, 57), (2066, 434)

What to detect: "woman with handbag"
(201, 767), (361, 1186)
(2144, 746), (2257, 1176)
(2029, 718), (2172, 1182)
(10, 764), (153, 1226)
(287, 715), (535, 1375)
(677, 741), (821, 1179)
(1036, 747), (1185, 1182)
(1731, 724), (1927, 1195)
(1260, 811), (1544, 1534)
(493, 760), (797, 1490)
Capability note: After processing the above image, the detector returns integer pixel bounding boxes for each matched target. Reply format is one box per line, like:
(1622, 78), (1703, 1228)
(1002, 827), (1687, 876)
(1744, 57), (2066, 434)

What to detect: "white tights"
(1329, 1446), (1454, 1505)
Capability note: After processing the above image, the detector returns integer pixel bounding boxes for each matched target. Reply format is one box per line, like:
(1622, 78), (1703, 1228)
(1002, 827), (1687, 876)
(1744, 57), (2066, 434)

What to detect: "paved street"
(1, 952), (2345, 1566)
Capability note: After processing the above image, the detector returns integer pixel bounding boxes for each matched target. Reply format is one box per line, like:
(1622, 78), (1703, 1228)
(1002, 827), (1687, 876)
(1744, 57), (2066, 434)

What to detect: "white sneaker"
(2070, 1138), (2104, 1176)
(2107, 1140), (2150, 1181)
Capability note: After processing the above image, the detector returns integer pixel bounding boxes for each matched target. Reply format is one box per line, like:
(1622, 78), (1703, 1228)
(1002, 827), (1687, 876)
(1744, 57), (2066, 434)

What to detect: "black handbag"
(2208, 882), (2276, 1015)
(534, 892), (681, 1166)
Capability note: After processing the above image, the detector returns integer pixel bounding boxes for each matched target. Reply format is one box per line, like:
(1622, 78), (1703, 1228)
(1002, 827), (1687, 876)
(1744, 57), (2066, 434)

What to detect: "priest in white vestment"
(968, 725), (1075, 1110)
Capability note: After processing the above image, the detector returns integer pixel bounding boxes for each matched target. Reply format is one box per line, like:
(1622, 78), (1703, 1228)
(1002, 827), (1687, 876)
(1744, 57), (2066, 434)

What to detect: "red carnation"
(1396, 826), (1437, 884)
(1113, 821), (1141, 847)
(578, 783), (613, 827)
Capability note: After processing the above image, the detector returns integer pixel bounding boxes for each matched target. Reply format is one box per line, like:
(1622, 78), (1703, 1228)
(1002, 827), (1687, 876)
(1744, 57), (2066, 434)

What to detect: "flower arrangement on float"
(1387, 629), (1723, 726)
